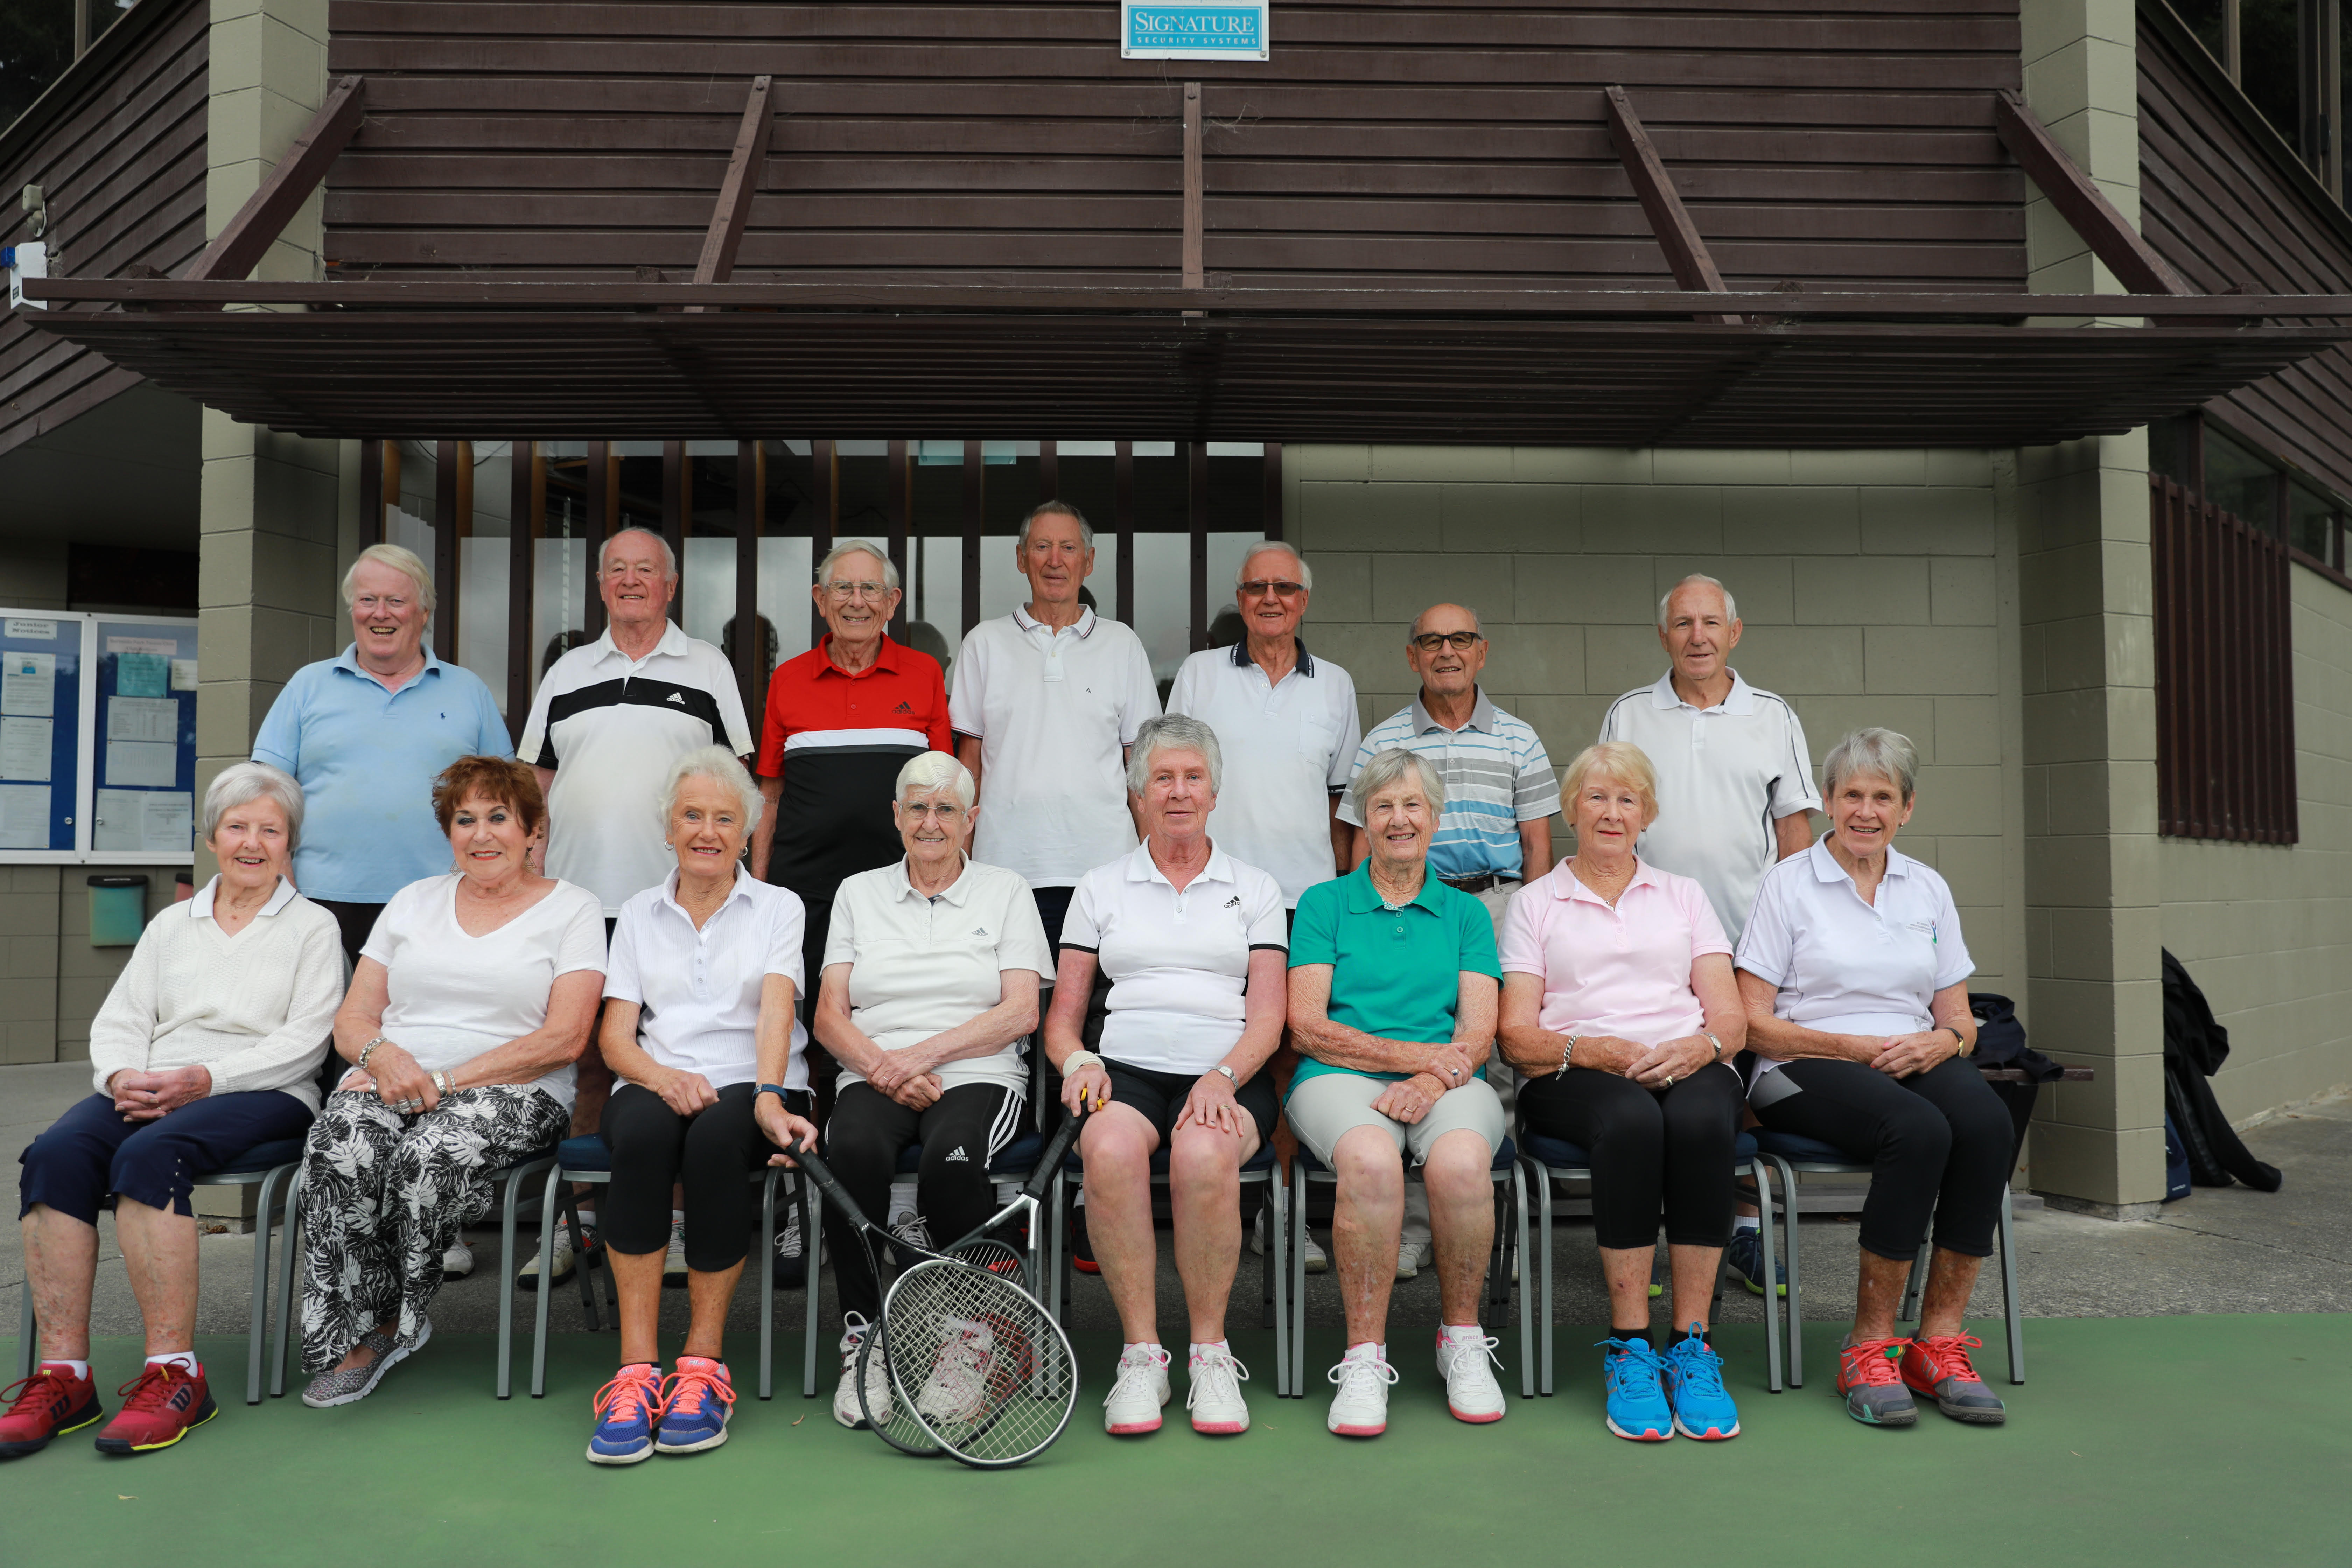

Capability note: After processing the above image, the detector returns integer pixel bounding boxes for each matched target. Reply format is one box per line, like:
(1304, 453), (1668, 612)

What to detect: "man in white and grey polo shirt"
(1340, 601), (1556, 1277)
(1598, 570), (1819, 1295)
(950, 500), (1161, 951)
(1166, 540), (1359, 909)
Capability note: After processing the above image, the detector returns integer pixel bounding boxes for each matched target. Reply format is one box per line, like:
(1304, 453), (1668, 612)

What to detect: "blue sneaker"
(655, 1357), (735, 1454)
(586, 1363), (663, 1465)
(1662, 1329), (1741, 1439)
(1595, 1337), (1674, 1442)
(1726, 1228), (1785, 1297)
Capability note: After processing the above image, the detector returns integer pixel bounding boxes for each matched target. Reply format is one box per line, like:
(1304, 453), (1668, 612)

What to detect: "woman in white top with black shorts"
(1046, 714), (1288, 1440)
(298, 756), (605, 1408)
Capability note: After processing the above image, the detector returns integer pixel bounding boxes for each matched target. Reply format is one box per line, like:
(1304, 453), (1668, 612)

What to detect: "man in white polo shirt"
(950, 500), (1160, 951)
(518, 526), (756, 1280)
(1166, 540), (1358, 909)
(1597, 570), (1819, 1295)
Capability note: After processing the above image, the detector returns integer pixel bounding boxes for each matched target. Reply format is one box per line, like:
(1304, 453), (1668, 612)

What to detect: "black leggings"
(1518, 1062), (1743, 1250)
(1751, 1055), (2014, 1262)
(822, 1081), (1019, 1320)
(599, 1081), (780, 1272)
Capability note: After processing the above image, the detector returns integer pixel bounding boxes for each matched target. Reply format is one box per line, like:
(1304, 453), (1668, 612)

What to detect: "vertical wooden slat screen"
(810, 439), (834, 648)
(1263, 442), (1283, 543)
(961, 439), (983, 636)
(886, 438), (910, 643)
(660, 439), (687, 625)
(583, 440), (610, 639)
(1114, 441), (1135, 625)
(432, 439), (462, 664)
(505, 440), (534, 737)
(359, 437), (384, 548)
(2152, 475), (2298, 842)
(734, 440), (761, 722)
(1188, 441), (1209, 651)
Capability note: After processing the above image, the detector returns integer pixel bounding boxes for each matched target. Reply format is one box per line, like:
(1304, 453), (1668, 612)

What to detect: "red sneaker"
(0, 1365), (104, 1458)
(1833, 1335), (1918, 1428)
(1902, 1332), (2007, 1424)
(93, 1364), (217, 1455)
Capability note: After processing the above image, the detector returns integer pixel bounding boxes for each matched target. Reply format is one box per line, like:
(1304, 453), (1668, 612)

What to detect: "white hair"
(1822, 727), (1918, 802)
(341, 543), (435, 616)
(1237, 540), (1314, 593)
(815, 541), (902, 595)
(1126, 713), (1223, 795)
(598, 526), (679, 579)
(205, 761), (304, 853)
(1017, 500), (1095, 553)
(659, 745), (763, 834)
(1657, 572), (1739, 631)
(895, 750), (976, 811)
(1350, 747), (1446, 818)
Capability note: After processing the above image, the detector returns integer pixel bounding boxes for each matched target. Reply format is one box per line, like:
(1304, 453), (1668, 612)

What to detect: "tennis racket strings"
(882, 1253), (1076, 1466)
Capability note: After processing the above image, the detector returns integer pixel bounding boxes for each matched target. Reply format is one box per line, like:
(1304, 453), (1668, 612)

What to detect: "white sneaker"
(1102, 1343), (1172, 1435)
(1435, 1329), (1507, 1423)
(1186, 1345), (1251, 1435)
(662, 1218), (688, 1287)
(516, 1222), (584, 1289)
(833, 1313), (890, 1429)
(915, 1316), (996, 1427)
(1325, 1346), (1399, 1437)
(1251, 1210), (1327, 1272)
(1396, 1239), (1430, 1280)
(888, 1211), (934, 1268)
(440, 1239), (474, 1279)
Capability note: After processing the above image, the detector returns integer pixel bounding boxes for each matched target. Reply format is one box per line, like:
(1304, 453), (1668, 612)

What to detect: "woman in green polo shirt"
(1287, 747), (1507, 1439)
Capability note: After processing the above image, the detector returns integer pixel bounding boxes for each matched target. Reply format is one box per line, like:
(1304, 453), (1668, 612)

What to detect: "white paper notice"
(106, 740), (177, 787)
(95, 787), (189, 853)
(137, 791), (192, 853)
(2, 651), (56, 718)
(4, 619), (58, 640)
(107, 696), (178, 744)
(106, 636), (178, 657)
(0, 716), (52, 781)
(170, 658), (198, 692)
(0, 784), (48, 848)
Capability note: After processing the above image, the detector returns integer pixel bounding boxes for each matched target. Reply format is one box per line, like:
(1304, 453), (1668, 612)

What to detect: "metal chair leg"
(1270, 1165), (1290, 1401)
(530, 1171), (561, 1398)
(801, 1178), (823, 1398)
(1513, 1164), (1533, 1399)
(759, 1169), (777, 1400)
(1753, 1157), (1783, 1394)
(17, 1268), (34, 1380)
(245, 1165), (290, 1405)
(565, 1184), (603, 1332)
(1902, 1235), (1931, 1322)
(1771, 1155), (1804, 1388)
(1288, 1165), (1309, 1397)
(1531, 1161), (1556, 1396)
(495, 1157), (555, 1400)
(271, 1164), (303, 1397)
(1999, 1186), (2024, 1384)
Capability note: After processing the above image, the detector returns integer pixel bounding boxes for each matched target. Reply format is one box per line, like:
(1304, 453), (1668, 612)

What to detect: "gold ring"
(1663, 1075), (1675, 1087)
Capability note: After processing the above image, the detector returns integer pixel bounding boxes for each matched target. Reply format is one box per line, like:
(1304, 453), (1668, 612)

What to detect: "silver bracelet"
(357, 1037), (390, 1073)
(1702, 1031), (1723, 1063)
(1560, 1035), (1579, 1074)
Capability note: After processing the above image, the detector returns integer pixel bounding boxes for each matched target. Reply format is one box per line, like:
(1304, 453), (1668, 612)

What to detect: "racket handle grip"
(1020, 1106), (1088, 1202)
(778, 1143), (862, 1224)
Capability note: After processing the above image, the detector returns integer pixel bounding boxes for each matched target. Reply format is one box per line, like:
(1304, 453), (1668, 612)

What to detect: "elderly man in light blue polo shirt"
(252, 542), (511, 970)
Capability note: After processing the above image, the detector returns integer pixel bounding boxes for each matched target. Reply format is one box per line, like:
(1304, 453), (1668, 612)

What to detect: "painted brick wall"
(0, 866), (178, 1065)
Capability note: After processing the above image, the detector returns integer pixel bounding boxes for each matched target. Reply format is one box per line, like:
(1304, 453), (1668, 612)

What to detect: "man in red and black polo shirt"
(750, 542), (952, 1032)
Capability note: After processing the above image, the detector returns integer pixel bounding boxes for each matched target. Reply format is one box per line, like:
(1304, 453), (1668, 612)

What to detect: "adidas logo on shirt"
(973, 925), (989, 937)
(665, 692), (686, 705)
(1225, 896), (1242, 908)
(893, 700), (915, 714)
(943, 1147), (970, 1163)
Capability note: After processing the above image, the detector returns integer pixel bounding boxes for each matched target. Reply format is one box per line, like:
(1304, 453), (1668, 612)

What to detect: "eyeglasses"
(899, 800), (966, 821)
(1410, 631), (1484, 653)
(1238, 579), (1306, 600)
(825, 580), (893, 601)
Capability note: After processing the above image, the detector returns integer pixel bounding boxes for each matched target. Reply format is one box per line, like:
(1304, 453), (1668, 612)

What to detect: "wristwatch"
(1939, 1026), (1970, 1056)
(756, 1082), (792, 1104)
(1207, 1065), (1238, 1087)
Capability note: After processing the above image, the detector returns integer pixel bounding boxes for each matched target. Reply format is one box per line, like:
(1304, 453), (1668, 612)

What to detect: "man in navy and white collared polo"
(949, 500), (1160, 953)
(1165, 540), (1359, 912)
(1598, 570), (1819, 1295)
(1339, 601), (1557, 1279)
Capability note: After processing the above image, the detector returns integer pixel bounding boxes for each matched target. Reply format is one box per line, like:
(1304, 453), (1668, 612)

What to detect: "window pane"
(2203, 428), (2280, 529)
(2240, 0), (2304, 150)
(2148, 416), (2193, 489)
(2174, 0), (2227, 64)
(2288, 480), (2337, 556)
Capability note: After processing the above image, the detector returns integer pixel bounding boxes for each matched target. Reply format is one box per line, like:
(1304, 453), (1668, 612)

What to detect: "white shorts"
(1285, 1071), (1505, 1170)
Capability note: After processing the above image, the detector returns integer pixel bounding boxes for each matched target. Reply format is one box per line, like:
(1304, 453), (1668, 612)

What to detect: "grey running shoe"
(1903, 1333), (2007, 1425)
(302, 1316), (431, 1408)
(1835, 1334), (1918, 1427)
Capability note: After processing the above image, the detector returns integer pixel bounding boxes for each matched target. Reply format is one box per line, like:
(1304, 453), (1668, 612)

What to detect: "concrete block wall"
(0, 868), (178, 1065)
(1286, 443), (2030, 1013)
(2160, 565), (2352, 1121)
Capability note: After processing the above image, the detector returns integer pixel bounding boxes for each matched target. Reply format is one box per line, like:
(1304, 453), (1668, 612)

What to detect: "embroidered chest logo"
(893, 700), (915, 714)
(1224, 896), (1242, 908)
(972, 925), (989, 937)
(665, 692), (685, 705)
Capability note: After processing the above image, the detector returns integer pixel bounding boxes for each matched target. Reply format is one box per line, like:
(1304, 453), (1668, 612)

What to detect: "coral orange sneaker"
(93, 1363), (216, 1455)
(655, 1357), (736, 1454)
(1834, 1336), (1917, 1428)
(0, 1365), (103, 1458)
(1902, 1332), (2006, 1425)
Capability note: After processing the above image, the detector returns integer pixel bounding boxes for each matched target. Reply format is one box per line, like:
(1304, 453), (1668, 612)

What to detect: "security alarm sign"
(1121, 2), (1269, 61)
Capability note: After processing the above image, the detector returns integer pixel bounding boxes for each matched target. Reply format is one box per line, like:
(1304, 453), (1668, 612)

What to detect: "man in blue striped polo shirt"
(1338, 601), (1556, 1277)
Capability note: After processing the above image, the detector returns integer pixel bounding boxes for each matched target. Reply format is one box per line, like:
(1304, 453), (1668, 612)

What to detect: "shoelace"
(1438, 1332), (1504, 1378)
(1105, 1345), (1172, 1409)
(1595, 1337), (1669, 1392)
(114, 1364), (196, 1413)
(1326, 1353), (1400, 1399)
(1844, 1336), (1911, 1387)
(1668, 1336), (1729, 1396)
(839, 1312), (874, 1372)
(592, 1365), (664, 1427)
(1911, 1332), (1985, 1382)
(1186, 1349), (1251, 1410)
(659, 1364), (736, 1418)
(0, 1368), (75, 1415)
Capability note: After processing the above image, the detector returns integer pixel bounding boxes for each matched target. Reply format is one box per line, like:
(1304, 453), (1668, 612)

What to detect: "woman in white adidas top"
(812, 750), (1055, 1430)
(1045, 714), (1289, 1440)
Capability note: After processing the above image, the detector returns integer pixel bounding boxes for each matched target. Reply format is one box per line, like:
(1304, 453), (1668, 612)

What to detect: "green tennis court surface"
(8, 1315), (2340, 1568)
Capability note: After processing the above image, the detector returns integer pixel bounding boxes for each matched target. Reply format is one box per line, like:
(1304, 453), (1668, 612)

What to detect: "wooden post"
(1189, 441), (1209, 651)
(662, 439), (688, 624)
(1993, 89), (2188, 296)
(736, 441), (763, 721)
(887, 439), (910, 642)
(963, 439), (984, 637)
(186, 77), (366, 290)
(359, 438), (384, 548)
(1263, 442), (1283, 542)
(1182, 83), (1205, 288)
(506, 441), (535, 736)
(1603, 86), (1741, 325)
(1040, 438), (1059, 501)
(584, 441), (610, 639)
(688, 76), (777, 313)
(432, 440), (463, 664)
(1115, 441), (1135, 624)
(811, 440), (835, 648)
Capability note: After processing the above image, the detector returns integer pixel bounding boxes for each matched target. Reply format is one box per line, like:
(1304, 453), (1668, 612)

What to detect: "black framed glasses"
(1410, 631), (1484, 653)
(1238, 579), (1307, 599)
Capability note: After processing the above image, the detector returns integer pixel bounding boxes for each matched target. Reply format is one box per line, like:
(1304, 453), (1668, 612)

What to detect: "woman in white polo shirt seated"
(1735, 727), (2011, 1433)
(1046, 714), (1287, 1439)
(583, 747), (819, 1465)
(811, 750), (1055, 1432)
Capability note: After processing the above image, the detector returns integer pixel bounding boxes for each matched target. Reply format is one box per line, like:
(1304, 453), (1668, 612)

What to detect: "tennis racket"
(791, 1108), (1086, 1469)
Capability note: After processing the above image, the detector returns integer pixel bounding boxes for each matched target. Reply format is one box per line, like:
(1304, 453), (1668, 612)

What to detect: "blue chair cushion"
(1523, 1130), (1761, 1170)
(1752, 1127), (1860, 1165)
(209, 1138), (306, 1177)
(1295, 1136), (1517, 1177)
(558, 1133), (612, 1173)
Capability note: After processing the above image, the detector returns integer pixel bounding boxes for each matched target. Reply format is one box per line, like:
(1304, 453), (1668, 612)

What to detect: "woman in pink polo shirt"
(1496, 741), (1747, 1443)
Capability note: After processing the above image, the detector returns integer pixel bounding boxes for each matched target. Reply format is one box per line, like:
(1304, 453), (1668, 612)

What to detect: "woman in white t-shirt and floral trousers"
(297, 757), (606, 1408)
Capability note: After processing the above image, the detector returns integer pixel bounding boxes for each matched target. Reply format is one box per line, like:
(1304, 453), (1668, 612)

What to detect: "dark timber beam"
(186, 76), (364, 286)
(1603, 85), (1741, 326)
(1182, 83), (1205, 288)
(688, 76), (776, 312)
(1994, 89), (2189, 295)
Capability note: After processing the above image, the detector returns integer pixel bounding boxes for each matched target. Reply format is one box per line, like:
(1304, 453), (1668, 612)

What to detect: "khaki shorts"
(1286, 1070), (1506, 1170)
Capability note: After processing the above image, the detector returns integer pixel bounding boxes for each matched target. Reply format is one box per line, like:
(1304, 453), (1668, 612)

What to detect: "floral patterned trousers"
(299, 1085), (567, 1373)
